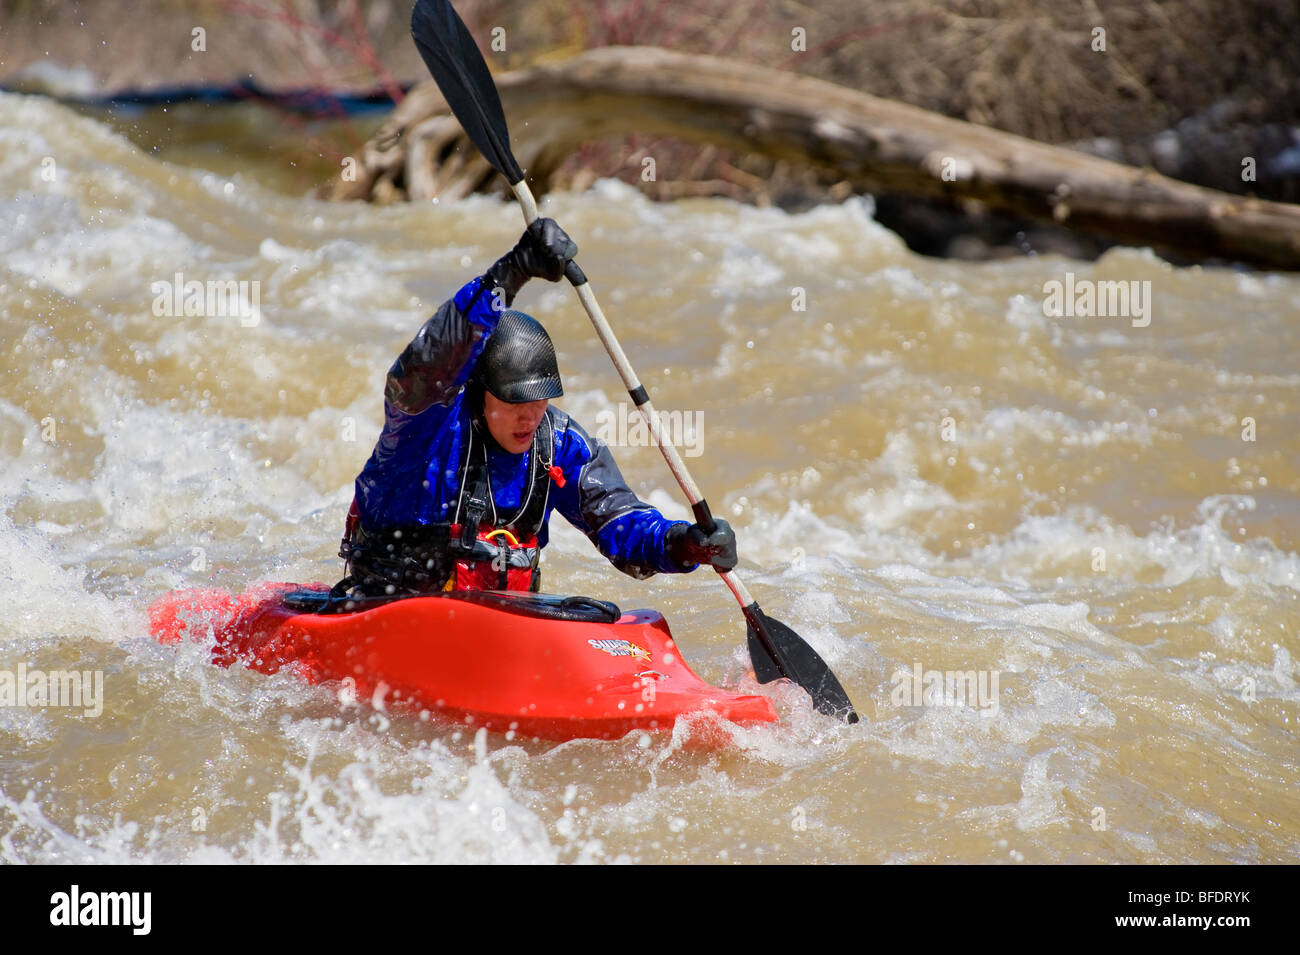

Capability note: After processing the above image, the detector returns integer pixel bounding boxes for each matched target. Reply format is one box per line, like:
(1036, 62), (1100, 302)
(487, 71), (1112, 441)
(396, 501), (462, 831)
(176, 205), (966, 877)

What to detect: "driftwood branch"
(328, 46), (1300, 270)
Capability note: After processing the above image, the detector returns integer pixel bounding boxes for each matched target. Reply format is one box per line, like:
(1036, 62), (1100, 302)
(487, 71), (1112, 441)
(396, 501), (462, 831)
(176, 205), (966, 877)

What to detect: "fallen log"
(327, 46), (1300, 271)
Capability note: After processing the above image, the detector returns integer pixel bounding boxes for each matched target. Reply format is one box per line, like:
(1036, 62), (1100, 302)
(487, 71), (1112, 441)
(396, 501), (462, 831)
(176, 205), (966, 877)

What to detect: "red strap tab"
(547, 464), (566, 488)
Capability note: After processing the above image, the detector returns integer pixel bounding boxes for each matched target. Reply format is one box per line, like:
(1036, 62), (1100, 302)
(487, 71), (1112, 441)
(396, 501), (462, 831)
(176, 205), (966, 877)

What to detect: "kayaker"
(333, 218), (736, 601)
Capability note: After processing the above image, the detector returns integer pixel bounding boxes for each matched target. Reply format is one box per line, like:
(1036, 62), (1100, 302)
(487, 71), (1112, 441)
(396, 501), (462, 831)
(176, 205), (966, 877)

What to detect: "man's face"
(483, 391), (548, 453)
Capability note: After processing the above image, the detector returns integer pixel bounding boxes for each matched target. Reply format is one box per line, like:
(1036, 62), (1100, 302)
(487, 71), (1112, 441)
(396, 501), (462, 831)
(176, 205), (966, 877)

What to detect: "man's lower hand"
(667, 519), (738, 572)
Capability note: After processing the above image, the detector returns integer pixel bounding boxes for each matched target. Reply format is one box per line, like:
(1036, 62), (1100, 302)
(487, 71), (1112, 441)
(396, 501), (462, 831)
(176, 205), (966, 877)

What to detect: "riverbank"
(2, 0), (1296, 262)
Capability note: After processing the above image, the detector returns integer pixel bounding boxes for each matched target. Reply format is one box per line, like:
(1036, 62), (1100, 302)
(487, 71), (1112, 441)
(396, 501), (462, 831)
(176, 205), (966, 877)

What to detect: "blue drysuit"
(348, 275), (692, 582)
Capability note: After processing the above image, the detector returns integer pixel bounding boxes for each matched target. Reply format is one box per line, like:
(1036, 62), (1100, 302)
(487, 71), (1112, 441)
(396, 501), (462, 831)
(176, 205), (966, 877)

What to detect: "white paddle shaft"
(508, 178), (756, 608)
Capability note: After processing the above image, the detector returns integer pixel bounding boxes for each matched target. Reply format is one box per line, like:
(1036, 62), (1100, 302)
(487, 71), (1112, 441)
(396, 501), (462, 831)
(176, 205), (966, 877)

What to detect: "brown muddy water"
(0, 93), (1297, 863)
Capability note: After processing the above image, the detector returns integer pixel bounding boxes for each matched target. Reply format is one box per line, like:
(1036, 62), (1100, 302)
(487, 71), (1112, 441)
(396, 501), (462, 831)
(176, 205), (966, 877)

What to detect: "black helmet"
(474, 310), (563, 402)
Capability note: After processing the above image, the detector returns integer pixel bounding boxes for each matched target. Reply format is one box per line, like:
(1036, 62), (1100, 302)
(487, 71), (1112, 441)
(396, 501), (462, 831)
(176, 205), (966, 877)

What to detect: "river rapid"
(1, 92), (1297, 864)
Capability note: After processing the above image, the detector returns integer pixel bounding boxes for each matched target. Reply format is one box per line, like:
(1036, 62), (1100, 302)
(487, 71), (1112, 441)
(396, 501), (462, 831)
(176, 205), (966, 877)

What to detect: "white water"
(1, 93), (1297, 862)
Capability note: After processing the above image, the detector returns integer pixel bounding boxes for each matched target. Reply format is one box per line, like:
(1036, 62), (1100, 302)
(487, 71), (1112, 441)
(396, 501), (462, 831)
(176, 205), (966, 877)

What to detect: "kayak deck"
(148, 583), (778, 741)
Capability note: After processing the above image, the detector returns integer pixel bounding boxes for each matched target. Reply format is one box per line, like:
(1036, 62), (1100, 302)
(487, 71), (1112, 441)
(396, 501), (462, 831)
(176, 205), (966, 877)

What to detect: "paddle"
(409, 0), (858, 724)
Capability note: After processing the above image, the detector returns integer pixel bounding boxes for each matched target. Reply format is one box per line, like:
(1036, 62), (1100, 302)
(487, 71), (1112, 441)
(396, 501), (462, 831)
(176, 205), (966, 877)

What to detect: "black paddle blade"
(744, 603), (859, 724)
(410, 0), (523, 183)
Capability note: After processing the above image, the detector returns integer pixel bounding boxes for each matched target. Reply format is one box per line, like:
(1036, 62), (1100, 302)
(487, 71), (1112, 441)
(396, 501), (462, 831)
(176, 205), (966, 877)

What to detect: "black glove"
(483, 218), (577, 307)
(666, 519), (738, 572)
(516, 218), (578, 281)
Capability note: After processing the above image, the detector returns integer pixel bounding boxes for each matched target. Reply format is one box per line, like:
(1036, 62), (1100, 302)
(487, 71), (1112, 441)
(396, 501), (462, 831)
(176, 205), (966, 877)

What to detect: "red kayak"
(148, 583), (777, 741)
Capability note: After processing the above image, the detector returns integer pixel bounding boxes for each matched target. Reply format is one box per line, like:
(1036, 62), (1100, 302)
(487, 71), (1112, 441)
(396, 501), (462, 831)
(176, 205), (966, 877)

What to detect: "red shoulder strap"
(344, 496), (360, 539)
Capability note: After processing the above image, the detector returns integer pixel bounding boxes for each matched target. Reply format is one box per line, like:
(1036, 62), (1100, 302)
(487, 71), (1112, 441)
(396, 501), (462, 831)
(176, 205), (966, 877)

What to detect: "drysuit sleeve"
(383, 225), (557, 417)
(353, 277), (501, 527)
(384, 277), (503, 417)
(549, 414), (694, 579)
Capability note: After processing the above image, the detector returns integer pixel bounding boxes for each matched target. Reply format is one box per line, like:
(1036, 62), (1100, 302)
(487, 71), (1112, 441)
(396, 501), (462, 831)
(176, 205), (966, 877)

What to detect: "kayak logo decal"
(588, 639), (651, 663)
